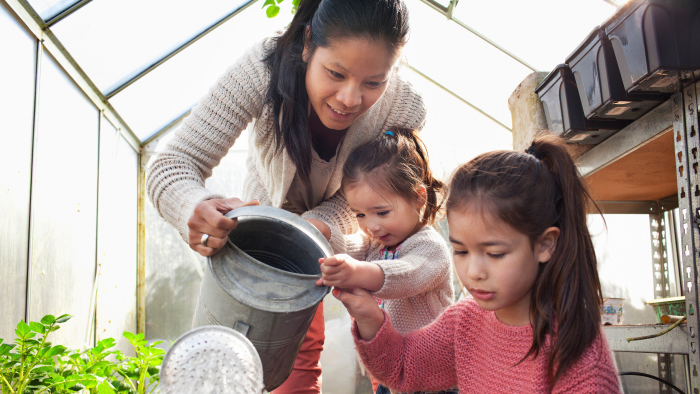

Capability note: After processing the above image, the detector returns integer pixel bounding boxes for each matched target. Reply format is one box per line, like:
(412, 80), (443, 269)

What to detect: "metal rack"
(576, 82), (700, 393)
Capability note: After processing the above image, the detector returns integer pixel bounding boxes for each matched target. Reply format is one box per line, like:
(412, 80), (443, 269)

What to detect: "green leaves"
(2, 315), (163, 394)
(262, 0), (292, 18)
(55, 315), (72, 324)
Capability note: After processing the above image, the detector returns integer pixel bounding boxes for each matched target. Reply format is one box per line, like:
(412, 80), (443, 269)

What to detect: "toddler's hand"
(332, 287), (385, 341)
(316, 254), (359, 288)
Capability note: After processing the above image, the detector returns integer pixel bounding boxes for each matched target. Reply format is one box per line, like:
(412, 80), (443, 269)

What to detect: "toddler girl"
(334, 136), (620, 393)
(309, 128), (455, 394)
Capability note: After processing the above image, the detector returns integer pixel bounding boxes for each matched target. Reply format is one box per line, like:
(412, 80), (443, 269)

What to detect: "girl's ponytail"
(526, 136), (603, 385)
(394, 128), (444, 225)
(446, 134), (603, 385)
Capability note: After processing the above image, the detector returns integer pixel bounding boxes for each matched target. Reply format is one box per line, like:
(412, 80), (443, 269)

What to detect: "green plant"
(262, 0), (301, 18)
(0, 314), (99, 394)
(113, 333), (164, 394)
(1, 316), (165, 394)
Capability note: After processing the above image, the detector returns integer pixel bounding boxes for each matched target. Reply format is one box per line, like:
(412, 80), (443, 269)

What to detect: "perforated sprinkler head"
(160, 325), (264, 394)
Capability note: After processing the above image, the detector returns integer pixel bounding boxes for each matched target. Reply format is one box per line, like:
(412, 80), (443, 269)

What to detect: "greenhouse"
(2, 0), (700, 392)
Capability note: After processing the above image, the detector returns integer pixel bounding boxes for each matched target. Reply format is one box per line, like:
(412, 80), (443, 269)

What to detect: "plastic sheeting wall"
(28, 48), (99, 349)
(591, 213), (688, 393)
(0, 0), (138, 351)
(0, 0), (36, 339)
(144, 127), (249, 342)
(95, 119), (138, 354)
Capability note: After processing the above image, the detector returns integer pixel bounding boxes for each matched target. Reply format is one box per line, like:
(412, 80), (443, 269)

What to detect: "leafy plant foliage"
(0, 315), (165, 394)
(262, 0), (301, 18)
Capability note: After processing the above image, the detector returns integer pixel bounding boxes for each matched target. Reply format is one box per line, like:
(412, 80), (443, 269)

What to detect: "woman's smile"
(305, 36), (396, 130)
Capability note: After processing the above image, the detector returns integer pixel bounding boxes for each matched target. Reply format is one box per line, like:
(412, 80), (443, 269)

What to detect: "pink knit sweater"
(353, 298), (620, 393)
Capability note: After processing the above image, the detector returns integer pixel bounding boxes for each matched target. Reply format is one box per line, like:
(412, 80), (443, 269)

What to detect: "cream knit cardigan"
(146, 36), (427, 245)
(334, 225), (454, 335)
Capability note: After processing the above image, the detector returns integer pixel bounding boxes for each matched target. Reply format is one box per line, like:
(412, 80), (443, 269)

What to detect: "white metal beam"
(408, 64), (512, 132)
(5, 0), (141, 152)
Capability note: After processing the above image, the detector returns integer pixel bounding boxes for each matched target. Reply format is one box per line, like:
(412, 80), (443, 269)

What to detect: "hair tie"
(384, 130), (395, 136)
(525, 146), (543, 160)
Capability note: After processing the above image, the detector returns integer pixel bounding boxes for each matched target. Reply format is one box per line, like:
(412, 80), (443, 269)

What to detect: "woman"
(146, 0), (425, 392)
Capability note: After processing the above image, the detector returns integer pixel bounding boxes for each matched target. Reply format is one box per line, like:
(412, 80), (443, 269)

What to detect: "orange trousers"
(273, 302), (325, 394)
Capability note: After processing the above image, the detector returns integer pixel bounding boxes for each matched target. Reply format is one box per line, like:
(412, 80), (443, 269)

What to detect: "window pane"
(402, 67), (512, 179)
(452, 0), (618, 72)
(405, 0), (532, 129)
(0, 0), (37, 339)
(29, 49), (99, 349)
(52, 0), (252, 94)
(590, 213), (656, 324)
(95, 118), (138, 354)
(145, 147), (248, 341)
(109, 2), (293, 140)
(26, 0), (78, 20)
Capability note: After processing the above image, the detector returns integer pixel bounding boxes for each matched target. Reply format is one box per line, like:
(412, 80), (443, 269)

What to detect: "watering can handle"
(224, 206), (334, 258)
(234, 321), (250, 336)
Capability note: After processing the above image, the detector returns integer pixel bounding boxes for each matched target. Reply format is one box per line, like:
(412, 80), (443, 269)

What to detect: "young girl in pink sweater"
(332, 135), (620, 393)
(308, 128), (454, 394)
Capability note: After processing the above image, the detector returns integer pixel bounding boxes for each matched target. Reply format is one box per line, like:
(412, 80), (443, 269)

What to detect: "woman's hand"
(316, 254), (384, 291)
(188, 198), (260, 256)
(304, 218), (331, 240)
(333, 287), (385, 341)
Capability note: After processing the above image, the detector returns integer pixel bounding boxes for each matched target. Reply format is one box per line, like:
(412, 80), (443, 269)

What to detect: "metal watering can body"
(192, 206), (331, 391)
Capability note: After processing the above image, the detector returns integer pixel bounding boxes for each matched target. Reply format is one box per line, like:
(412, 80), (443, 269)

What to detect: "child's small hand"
(316, 254), (359, 287)
(315, 254), (385, 291)
(332, 287), (385, 341)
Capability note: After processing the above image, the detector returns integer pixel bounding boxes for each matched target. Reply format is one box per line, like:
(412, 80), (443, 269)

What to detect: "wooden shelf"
(586, 130), (676, 201)
(576, 99), (676, 203)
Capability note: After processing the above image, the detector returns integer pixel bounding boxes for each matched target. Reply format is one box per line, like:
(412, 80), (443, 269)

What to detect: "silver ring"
(201, 233), (210, 247)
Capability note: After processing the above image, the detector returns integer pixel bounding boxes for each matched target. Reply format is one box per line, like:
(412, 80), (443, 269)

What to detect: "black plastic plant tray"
(566, 26), (666, 121)
(536, 64), (629, 144)
(603, 0), (700, 94)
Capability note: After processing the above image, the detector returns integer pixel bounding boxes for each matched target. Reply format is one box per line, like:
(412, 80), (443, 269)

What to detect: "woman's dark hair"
(342, 127), (444, 226)
(265, 0), (410, 186)
(446, 135), (603, 385)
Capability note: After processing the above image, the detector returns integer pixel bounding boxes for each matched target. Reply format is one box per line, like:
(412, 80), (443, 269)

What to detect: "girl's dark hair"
(342, 127), (444, 226)
(446, 135), (603, 385)
(265, 0), (410, 186)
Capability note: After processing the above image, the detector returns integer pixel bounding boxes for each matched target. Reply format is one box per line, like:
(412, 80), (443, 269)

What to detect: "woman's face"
(304, 36), (397, 130)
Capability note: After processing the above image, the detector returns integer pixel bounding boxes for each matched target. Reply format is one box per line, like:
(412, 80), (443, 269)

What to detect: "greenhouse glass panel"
(404, 0), (532, 129)
(145, 137), (248, 342)
(588, 213), (686, 392)
(95, 118), (138, 354)
(110, 2), (292, 140)
(29, 49), (99, 349)
(26, 0), (78, 20)
(51, 0), (251, 94)
(0, 0), (37, 339)
(401, 67), (513, 179)
(452, 0), (618, 72)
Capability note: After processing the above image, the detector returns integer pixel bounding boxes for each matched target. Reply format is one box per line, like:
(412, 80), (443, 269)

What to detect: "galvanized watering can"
(192, 206), (332, 391)
(160, 325), (265, 394)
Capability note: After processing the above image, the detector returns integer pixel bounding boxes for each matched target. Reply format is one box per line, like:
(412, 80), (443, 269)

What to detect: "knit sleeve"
(301, 192), (360, 253)
(353, 304), (460, 392)
(146, 39), (272, 241)
(371, 226), (452, 300)
(382, 72), (427, 132)
(552, 330), (620, 393)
